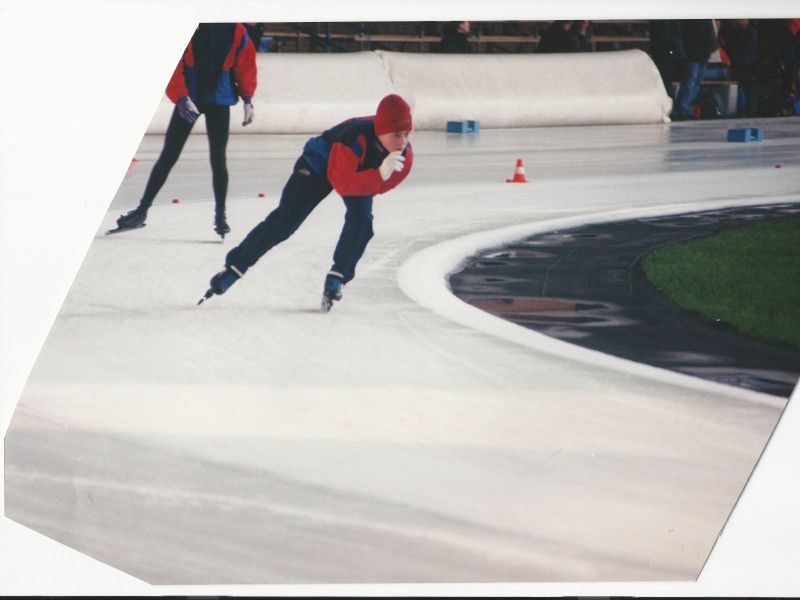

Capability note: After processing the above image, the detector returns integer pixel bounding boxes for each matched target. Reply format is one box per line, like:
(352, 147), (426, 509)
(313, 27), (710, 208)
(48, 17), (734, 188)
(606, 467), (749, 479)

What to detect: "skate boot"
(214, 212), (230, 239)
(321, 271), (343, 312)
(107, 204), (148, 234)
(197, 265), (243, 304)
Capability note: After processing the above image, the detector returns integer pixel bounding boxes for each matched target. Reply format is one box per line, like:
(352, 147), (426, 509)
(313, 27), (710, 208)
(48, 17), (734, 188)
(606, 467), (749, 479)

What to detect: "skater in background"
(199, 94), (414, 312)
(112, 22), (257, 238)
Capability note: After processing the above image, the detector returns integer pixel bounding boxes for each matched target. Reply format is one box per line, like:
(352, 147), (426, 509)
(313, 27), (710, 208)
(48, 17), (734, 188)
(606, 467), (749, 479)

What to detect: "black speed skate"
(214, 213), (230, 239)
(320, 272), (343, 312)
(197, 265), (242, 305)
(106, 205), (148, 235)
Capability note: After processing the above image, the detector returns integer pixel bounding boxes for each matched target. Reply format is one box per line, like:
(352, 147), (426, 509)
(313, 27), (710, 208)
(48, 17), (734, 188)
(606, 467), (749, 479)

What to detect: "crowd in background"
(649, 19), (799, 119)
(243, 19), (800, 119)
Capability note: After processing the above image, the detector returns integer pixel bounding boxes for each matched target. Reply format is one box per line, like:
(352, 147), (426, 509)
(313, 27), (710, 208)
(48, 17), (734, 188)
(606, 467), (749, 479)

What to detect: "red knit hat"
(374, 94), (413, 135)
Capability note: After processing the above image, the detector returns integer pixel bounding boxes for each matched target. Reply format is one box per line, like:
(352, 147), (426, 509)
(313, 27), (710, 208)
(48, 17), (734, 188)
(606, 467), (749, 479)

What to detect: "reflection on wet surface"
(450, 203), (800, 398)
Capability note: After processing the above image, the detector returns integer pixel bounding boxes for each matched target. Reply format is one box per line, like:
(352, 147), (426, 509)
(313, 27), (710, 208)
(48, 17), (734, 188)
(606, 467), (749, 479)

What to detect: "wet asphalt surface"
(449, 203), (800, 398)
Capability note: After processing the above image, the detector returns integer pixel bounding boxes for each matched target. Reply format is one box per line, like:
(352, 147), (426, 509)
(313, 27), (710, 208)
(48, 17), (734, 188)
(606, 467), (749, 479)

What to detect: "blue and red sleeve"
(230, 23), (257, 99)
(327, 137), (384, 197)
(165, 47), (190, 103)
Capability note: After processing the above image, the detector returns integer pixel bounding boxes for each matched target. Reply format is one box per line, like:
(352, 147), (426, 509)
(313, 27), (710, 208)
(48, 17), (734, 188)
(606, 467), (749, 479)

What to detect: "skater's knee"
(154, 151), (181, 172)
(360, 216), (375, 241)
(210, 151), (228, 171)
(344, 209), (373, 229)
(270, 206), (303, 231)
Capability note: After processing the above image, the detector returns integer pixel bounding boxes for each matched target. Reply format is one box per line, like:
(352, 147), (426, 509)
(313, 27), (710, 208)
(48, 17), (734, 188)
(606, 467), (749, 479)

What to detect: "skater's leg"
(225, 158), (332, 273)
(140, 105), (194, 208)
(330, 196), (374, 284)
(205, 105), (231, 217)
(116, 106), (193, 230)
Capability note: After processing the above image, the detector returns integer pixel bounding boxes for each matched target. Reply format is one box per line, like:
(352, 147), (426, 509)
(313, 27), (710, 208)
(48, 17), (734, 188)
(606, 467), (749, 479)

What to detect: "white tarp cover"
(146, 49), (672, 134)
(379, 49), (672, 128)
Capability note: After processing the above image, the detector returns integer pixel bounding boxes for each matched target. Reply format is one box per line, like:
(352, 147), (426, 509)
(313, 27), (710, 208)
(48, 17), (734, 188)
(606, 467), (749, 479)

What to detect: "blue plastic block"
(446, 120), (480, 134)
(727, 127), (764, 142)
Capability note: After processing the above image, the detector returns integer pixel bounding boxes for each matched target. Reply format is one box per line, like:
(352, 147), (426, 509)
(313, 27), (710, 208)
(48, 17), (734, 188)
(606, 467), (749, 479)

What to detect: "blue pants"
(674, 61), (708, 118)
(226, 157), (375, 284)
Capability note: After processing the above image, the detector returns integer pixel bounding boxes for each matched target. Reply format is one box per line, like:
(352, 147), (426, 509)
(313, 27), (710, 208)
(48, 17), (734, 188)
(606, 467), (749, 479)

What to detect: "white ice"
(4, 119), (800, 587)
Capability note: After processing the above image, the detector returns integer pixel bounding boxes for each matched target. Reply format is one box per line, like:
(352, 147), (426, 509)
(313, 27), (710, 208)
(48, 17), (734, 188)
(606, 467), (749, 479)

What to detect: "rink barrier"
(145, 49), (672, 135)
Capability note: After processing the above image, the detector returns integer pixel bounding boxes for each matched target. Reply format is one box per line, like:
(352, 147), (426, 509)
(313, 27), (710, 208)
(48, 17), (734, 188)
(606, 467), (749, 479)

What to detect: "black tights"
(139, 104), (230, 214)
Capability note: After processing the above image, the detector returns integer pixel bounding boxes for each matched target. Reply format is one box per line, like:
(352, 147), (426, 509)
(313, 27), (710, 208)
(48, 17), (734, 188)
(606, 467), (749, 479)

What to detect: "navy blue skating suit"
(225, 116), (414, 284)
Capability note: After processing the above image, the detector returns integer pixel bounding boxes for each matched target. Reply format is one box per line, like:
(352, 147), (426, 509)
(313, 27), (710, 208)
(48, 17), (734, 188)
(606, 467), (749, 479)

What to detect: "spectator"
(720, 19), (757, 75)
(719, 19), (758, 115)
(671, 19), (717, 120)
(785, 19), (800, 113)
(704, 20), (728, 80)
(536, 21), (581, 54)
(573, 21), (594, 52)
(436, 21), (472, 53)
(752, 19), (798, 116)
(692, 20), (729, 119)
(648, 20), (685, 99)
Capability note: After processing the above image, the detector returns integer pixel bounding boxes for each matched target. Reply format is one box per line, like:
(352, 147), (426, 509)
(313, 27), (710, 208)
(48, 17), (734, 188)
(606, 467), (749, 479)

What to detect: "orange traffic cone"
(506, 158), (530, 183)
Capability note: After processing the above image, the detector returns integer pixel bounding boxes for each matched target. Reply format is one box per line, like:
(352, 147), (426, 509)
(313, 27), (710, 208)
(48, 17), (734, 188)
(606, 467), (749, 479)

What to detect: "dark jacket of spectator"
(719, 20), (757, 78)
(573, 21), (594, 52)
(436, 21), (472, 53)
(680, 19), (718, 62)
(649, 20), (685, 94)
(536, 21), (581, 54)
(649, 20), (685, 59)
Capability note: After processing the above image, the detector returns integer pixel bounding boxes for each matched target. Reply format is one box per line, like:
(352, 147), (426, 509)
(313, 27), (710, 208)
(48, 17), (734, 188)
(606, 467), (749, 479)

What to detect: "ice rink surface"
(4, 117), (800, 588)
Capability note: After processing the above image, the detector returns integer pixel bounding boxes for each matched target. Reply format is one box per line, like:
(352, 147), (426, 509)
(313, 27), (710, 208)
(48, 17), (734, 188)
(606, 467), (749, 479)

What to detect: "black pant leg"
(204, 105), (231, 215)
(139, 105), (194, 207)
(225, 158), (332, 273)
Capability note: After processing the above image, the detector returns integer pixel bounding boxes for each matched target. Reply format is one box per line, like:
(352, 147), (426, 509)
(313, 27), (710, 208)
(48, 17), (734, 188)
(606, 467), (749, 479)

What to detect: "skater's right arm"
(165, 46), (199, 123)
(165, 53), (190, 103)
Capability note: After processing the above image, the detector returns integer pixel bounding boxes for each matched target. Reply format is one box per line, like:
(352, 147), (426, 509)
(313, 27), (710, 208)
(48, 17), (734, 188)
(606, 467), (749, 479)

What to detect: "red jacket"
(166, 23), (257, 106)
(302, 117), (413, 197)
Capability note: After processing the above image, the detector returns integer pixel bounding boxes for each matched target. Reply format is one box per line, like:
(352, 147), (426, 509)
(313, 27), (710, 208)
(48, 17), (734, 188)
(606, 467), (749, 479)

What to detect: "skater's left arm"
(232, 23), (258, 100)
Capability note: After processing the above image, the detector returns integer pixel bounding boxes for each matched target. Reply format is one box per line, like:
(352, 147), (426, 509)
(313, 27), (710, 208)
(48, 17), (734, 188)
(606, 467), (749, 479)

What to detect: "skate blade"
(321, 297), (333, 312)
(105, 223), (146, 235)
(197, 288), (214, 305)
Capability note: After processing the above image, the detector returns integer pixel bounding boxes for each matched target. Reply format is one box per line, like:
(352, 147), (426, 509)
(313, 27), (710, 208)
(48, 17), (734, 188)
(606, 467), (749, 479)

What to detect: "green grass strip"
(642, 215), (800, 350)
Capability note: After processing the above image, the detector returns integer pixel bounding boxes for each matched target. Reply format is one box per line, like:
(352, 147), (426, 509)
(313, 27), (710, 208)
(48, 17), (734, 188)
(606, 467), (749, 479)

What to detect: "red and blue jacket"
(166, 23), (257, 107)
(302, 117), (413, 197)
